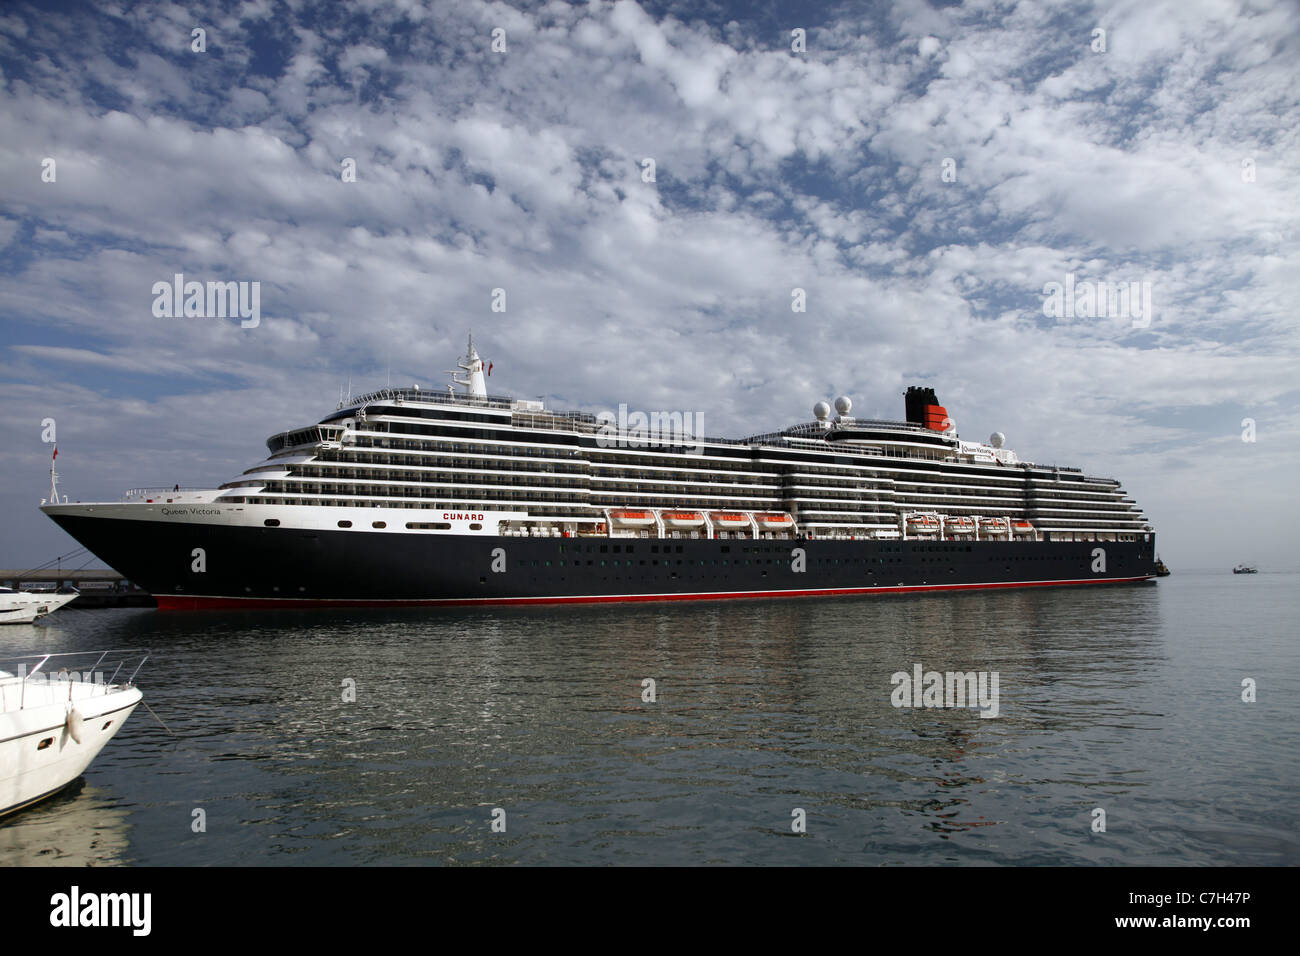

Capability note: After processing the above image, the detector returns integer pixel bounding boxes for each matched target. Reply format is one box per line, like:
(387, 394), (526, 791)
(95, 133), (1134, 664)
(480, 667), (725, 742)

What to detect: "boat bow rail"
(0, 649), (149, 713)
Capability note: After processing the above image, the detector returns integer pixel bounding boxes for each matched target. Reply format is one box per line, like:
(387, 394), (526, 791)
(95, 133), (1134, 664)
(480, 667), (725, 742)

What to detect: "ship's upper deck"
(213, 336), (1150, 541)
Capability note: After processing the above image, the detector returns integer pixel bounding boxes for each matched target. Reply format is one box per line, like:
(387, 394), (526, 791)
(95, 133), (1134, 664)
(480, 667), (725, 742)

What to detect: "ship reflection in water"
(0, 780), (132, 866)
(1, 570), (1295, 866)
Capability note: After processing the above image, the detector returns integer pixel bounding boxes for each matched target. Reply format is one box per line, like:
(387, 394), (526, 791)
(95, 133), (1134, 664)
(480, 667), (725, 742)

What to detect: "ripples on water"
(2, 571), (1296, 865)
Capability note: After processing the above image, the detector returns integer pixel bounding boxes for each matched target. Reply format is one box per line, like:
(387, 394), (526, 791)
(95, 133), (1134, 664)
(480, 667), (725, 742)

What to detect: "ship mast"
(448, 333), (488, 398)
(47, 448), (61, 504)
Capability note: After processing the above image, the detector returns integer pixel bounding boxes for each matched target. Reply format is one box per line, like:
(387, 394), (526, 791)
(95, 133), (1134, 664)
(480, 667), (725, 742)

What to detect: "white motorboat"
(0, 587), (79, 625)
(0, 650), (145, 817)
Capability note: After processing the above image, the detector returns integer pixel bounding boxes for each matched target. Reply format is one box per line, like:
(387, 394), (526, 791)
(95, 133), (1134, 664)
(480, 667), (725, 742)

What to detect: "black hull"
(48, 514), (1158, 608)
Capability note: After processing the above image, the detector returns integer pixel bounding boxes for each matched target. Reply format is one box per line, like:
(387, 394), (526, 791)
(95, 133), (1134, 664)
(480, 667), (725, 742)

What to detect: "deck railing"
(0, 649), (148, 712)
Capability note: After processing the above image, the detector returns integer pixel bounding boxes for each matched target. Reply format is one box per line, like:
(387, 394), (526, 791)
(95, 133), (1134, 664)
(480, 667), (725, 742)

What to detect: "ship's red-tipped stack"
(905, 386), (950, 431)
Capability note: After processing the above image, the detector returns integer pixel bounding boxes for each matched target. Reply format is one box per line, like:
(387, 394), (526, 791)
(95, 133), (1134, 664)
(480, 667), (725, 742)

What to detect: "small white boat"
(0, 650), (145, 817)
(0, 587), (79, 625)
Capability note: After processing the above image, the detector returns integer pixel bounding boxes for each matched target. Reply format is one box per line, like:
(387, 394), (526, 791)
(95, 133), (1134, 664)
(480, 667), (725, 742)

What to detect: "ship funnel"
(905, 386), (950, 433)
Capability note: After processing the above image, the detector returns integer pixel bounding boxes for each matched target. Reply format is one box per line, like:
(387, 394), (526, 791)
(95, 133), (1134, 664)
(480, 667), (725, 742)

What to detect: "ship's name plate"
(161, 507), (223, 517)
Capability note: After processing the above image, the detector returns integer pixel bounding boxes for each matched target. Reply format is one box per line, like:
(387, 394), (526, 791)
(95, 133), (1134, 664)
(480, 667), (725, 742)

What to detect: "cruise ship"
(42, 337), (1157, 608)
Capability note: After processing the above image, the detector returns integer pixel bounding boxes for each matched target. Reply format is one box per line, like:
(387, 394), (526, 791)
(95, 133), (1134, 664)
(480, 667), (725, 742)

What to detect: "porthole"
(372, 521), (387, 529)
(264, 518), (280, 527)
(338, 520), (352, 528)
(37, 737), (53, 751)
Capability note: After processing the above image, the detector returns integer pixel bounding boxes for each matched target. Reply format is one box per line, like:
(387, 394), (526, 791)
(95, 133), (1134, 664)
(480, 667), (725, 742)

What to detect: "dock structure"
(0, 569), (155, 608)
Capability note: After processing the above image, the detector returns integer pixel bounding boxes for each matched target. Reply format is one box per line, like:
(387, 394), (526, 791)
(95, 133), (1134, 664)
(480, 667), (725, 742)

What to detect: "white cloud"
(0, 0), (1297, 568)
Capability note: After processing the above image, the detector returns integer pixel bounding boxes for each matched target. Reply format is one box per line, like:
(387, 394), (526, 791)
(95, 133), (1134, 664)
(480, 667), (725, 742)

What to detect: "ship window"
(264, 519), (280, 527)
(37, 737), (54, 750)
(470, 523), (482, 530)
(373, 521), (386, 528)
(337, 520), (352, 528)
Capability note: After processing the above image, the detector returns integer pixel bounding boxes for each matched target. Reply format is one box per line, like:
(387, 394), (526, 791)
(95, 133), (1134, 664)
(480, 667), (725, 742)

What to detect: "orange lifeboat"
(610, 510), (655, 527)
(755, 513), (794, 531)
(906, 513), (941, 532)
(1012, 520), (1035, 533)
(710, 512), (751, 529)
(947, 516), (976, 534)
(661, 511), (705, 529)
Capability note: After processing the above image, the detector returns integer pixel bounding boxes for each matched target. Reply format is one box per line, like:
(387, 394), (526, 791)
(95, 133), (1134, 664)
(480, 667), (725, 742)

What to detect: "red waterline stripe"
(154, 576), (1155, 610)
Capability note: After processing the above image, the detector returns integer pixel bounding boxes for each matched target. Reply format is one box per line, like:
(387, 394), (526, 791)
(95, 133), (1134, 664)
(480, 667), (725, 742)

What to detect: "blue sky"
(1, 0), (1297, 570)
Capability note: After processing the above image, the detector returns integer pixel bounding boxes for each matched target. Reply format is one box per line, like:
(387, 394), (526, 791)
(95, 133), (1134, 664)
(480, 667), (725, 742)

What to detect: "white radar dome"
(813, 401), (831, 421)
(834, 395), (852, 415)
(990, 432), (1005, 448)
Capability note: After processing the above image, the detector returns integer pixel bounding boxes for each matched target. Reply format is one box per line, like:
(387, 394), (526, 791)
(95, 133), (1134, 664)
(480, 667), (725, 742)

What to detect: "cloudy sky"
(1, 0), (1297, 571)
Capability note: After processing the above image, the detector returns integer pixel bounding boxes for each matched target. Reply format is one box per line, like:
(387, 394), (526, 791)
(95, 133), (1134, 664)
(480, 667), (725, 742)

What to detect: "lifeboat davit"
(661, 511), (705, 529)
(610, 510), (655, 527)
(755, 513), (794, 531)
(946, 516), (976, 534)
(710, 512), (751, 529)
